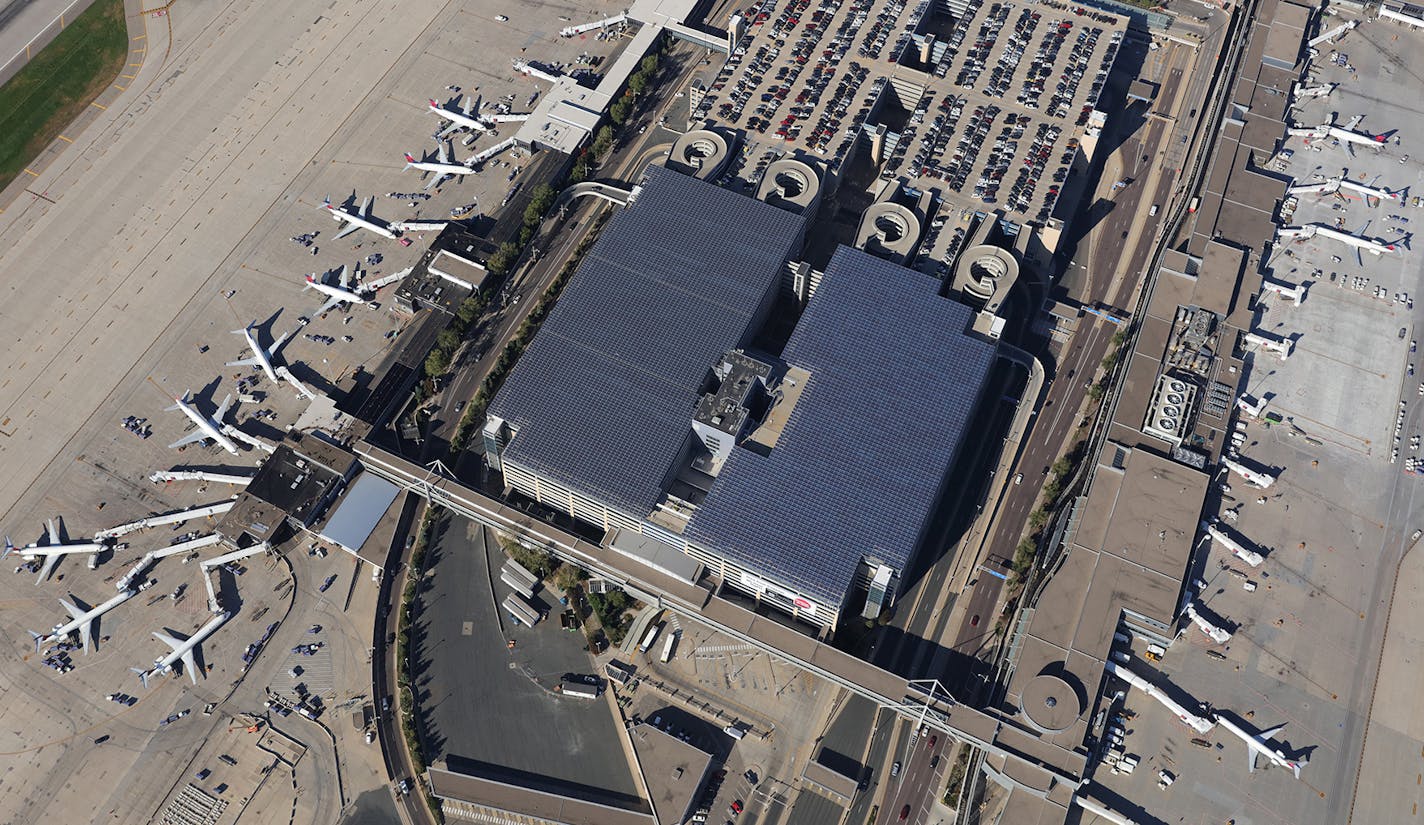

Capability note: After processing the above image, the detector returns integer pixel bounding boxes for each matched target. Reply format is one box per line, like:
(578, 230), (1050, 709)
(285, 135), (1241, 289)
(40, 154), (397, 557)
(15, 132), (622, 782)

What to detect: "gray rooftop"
(488, 166), (807, 519)
(686, 246), (998, 607)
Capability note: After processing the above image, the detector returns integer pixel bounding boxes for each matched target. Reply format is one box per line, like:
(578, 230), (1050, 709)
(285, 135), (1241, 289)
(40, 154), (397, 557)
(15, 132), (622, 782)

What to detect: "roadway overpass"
(354, 440), (1090, 799)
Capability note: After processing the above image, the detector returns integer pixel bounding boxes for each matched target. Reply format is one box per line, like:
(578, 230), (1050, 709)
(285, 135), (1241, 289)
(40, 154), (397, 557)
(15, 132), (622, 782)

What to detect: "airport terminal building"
(484, 166), (997, 628)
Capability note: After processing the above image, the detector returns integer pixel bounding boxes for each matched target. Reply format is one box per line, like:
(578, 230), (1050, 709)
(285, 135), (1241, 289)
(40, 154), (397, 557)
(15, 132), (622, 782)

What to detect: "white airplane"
(1215, 714), (1309, 779)
(428, 95), (492, 138)
(168, 391), (241, 456)
(305, 265), (405, 316)
(322, 195), (398, 240)
(4, 520), (107, 584)
(132, 611), (230, 687)
(404, 142), (476, 190)
(227, 323), (293, 384)
(30, 589), (137, 653)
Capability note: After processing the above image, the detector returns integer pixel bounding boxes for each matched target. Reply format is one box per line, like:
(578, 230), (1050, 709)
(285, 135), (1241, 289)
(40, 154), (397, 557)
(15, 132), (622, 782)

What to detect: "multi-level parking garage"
(690, 0), (1126, 230)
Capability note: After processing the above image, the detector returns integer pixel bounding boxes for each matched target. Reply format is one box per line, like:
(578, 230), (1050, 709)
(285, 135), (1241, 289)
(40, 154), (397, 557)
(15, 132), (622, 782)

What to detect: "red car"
(730, 800), (744, 815)
(899, 804), (911, 821)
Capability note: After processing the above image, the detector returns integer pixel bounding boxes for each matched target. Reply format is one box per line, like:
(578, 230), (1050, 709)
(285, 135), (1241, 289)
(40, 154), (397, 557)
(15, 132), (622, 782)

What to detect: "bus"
(659, 631), (678, 663)
(638, 622), (663, 654)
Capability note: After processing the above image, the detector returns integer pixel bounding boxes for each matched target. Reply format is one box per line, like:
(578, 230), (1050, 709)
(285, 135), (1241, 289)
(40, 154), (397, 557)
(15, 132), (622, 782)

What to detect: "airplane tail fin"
(131, 667), (150, 689)
(29, 630), (43, 653)
(2, 537), (12, 560)
(404, 153), (418, 169)
(322, 196), (333, 210)
(165, 391), (190, 412)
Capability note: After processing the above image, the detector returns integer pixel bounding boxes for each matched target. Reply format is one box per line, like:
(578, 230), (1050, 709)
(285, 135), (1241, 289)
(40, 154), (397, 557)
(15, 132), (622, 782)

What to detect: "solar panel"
(685, 246), (998, 606)
(488, 166), (808, 518)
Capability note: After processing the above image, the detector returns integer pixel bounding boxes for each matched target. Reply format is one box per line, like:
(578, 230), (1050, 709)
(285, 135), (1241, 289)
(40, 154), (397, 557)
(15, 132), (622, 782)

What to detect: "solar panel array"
(488, 166), (808, 518)
(685, 246), (998, 607)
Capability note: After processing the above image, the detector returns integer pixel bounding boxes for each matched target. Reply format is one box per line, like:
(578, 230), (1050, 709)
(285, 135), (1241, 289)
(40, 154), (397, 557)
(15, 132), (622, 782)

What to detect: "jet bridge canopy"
(319, 472), (400, 566)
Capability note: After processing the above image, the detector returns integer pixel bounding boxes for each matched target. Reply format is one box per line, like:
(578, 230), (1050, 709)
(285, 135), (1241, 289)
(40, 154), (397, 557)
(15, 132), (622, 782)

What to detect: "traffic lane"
(952, 573), (1002, 656)
(882, 730), (945, 825)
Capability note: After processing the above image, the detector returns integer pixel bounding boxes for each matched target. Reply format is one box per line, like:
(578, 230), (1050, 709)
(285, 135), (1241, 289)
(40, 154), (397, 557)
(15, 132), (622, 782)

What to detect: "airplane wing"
(61, 598), (86, 621)
(270, 328), (293, 359)
(315, 293), (346, 317)
(47, 519), (59, 546)
(181, 648), (200, 684)
(424, 172), (448, 191)
(460, 95), (476, 117)
(1343, 114), (1362, 131)
(214, 394), (234, 424)
(337, 264), (351, 289)
(438, 142), (452, 164)
(359, 196), (373, 219)
(153, 630), (184, 652)
(77, 619), (93, 653)
(169, 430), (209, 450)
(334, 218), (361, 240)
(226, 354), (262, 369)
(438, 120), (464, 139)
(36, 554), (59, 585)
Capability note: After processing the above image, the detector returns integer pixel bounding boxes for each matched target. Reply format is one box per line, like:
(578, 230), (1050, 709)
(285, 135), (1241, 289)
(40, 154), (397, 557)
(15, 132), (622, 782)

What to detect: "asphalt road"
(372, 491), (425, 825)
(880, 725), (945, 825)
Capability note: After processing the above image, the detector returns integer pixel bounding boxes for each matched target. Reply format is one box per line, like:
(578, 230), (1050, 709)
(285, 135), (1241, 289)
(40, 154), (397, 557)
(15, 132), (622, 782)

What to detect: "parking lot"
(692, 0), (1126, 226)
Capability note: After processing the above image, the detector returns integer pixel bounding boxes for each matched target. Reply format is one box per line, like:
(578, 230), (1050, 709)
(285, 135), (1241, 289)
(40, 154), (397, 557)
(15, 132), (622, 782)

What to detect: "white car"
(494, 14), (508, 21)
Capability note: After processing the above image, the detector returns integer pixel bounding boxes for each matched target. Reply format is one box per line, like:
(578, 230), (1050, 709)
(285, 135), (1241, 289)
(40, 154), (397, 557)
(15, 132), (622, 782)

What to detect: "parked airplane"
(1215, 714), (1308, 779)
(304, 265), (405, 316)
(4, 520), (107, 584)
(167, 391), (240, 456)
(227, 323), (293, 384)
(31, 590), (137, 653)
(428, 95), (491, 138)
(132, 611), (231, 687)
(322, 195), (398, 240)
(404, 142), (476, 190)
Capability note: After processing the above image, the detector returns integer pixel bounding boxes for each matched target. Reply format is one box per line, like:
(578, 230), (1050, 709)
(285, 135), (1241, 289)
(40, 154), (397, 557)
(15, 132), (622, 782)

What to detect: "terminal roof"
(686, 246), (997, 606)
(488, 166), (807, 518)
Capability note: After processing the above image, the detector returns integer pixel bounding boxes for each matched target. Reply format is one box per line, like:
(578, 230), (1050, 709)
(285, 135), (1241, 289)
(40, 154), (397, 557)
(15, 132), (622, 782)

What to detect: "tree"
(486, 241), (520, 275)
(523, 183), (557, 226)
(554, 564), (583, 593)
(424, 347), (450, 378)
(628, 72), (648, 97)
(1087, 381), (1106, 401)
(589, 126), (612, 158)
(456, 295), (484, 325)
(609, 96), (632, 125)
(1051, 456), (1073, 478)
(1028, 508), (1050, 530)
(436, 328), (460, 352)
(639, 54), (659, 74)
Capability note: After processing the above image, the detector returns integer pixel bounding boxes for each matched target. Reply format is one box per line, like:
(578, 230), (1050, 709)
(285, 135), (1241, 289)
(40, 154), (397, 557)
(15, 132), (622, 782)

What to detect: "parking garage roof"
(488, 166), (807, 519)
(686, 246), (997, 607)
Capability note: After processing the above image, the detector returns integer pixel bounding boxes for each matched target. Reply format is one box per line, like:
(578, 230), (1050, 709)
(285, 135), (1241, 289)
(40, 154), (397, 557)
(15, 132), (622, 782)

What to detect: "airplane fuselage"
(1216, 715), (1306, 777)
(240, 328), (280, 382)
(37, 590), (136, 650)
(406, 157), (476, 176)
(429, 101), (492, 132)
(173, 397), (240, 455)
(325, 203), (398, 239)
(151, 612), (230, 677)
(305, 275), (369, 308)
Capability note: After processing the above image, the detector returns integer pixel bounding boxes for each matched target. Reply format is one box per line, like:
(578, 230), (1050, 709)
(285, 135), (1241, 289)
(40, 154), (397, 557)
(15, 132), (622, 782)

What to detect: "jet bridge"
(1276, 223), (1396, 255)
(150, 470), (253, 486)
(1307, 19), (1358, 48)
(199, 542), (272, 613)
(96, 499), (237, 540)
(1104, 660), (1215, 734)
(1220, 457), (1276, 489)
(559, 13), (628, 37)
